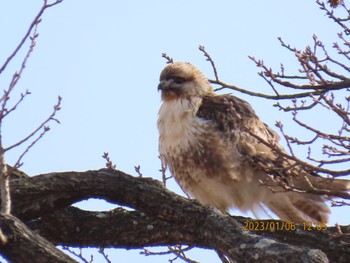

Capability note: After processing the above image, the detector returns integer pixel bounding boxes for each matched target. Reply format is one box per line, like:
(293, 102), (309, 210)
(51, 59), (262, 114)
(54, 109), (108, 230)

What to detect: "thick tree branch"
(28, 206), (350, 263)
(0, 213), (77, 263)
(4, 169), (350, 262)
(29, 206), (197, 248)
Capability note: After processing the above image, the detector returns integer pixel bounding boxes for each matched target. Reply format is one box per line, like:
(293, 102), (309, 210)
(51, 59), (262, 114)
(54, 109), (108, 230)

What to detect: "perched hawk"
(157, 62), (350, 223)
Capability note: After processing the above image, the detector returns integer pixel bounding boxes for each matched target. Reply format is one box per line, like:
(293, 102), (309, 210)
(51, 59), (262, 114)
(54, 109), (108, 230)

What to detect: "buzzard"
(157, 62), (350, 223)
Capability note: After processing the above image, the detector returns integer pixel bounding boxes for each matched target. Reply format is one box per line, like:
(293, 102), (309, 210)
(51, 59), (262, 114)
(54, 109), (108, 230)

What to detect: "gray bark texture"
(0, 168), (349, 262)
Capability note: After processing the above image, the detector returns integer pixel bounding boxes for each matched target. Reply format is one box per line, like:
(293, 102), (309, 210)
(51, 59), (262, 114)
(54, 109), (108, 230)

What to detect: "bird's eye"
(173, 77), (185, 84)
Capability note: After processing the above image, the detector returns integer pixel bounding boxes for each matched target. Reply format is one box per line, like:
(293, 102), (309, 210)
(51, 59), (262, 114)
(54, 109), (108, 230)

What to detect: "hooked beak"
(157, 83), (163, 92)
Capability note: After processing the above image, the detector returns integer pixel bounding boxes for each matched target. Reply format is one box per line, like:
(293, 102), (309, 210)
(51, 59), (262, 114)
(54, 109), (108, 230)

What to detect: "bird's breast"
(157, 98), (206, 155)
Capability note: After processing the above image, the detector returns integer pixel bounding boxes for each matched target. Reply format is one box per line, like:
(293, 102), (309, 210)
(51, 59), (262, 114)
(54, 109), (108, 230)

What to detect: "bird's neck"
(157, 97), (203, 154)
(158, 97), (201, 121)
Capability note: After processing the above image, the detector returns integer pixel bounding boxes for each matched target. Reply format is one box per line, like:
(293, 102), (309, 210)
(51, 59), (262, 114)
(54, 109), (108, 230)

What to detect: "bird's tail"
(264, 191), (330, 224)
(263, 175), (350, 224)
(305, 176), (350, 192)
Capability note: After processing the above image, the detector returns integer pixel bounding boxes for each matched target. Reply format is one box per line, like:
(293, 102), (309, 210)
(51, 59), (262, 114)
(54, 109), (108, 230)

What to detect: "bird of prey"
(157, 62), (350, 224)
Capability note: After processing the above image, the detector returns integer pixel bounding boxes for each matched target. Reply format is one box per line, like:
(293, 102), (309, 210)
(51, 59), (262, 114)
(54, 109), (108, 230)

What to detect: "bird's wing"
(197, 94), (350, 192)
(197, 94), (280, 165)
(196, 94), (311, 189)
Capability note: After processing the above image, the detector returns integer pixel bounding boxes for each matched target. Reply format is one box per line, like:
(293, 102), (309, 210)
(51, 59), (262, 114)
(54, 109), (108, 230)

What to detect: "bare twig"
(62, 247), (92, 263)
(0, 0), (63, 74)
(318, 0), (350, 34)
(199, 45), (219, 81)
(13, 126), (50, 169)
(2, 90), (31, 118)
(331, 200), (350, 207)
(98, 247), (111, 263)
(142, 245), (199, 263)
(159, 156), (171, 187)
(162, 53), (174, 64)
(4, 96), (62, 152)
(102, 152), (116, 170)
(134, 165), (143, 177)
(210, 78), (321, 99)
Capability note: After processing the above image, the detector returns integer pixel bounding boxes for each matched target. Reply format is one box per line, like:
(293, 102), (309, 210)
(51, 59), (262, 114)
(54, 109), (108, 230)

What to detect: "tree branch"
(28, 206), (350, 263)
(0, 0), (63, 75)
(0, 213), (77, 263)
(5, 169), (350, 262)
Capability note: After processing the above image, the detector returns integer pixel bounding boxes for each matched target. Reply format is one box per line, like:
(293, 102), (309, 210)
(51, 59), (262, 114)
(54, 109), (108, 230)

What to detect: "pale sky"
(0, 1), (348, 262)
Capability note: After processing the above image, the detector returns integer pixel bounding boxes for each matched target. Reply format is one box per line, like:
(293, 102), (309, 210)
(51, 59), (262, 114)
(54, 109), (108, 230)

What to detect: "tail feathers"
(306, 176), (350, 191)
(265, 192), (330, 224)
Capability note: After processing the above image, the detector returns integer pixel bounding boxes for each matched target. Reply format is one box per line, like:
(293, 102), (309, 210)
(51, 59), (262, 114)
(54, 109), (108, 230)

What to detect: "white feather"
(158, 97), (204, 155)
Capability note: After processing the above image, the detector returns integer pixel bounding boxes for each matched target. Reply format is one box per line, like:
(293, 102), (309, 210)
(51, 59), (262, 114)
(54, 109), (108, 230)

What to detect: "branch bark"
(0, 213), (77, 263)
(3, 169), (349, 262)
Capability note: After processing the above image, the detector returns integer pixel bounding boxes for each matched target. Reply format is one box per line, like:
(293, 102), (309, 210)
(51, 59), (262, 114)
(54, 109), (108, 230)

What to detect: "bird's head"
(158, 62), (214, 101)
